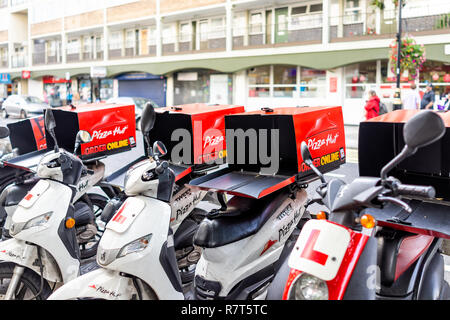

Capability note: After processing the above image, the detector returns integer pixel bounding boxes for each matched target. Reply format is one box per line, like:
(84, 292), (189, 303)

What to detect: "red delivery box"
(149, 103), (245, 165)
(46, 103), (136, 160)
(189, 106), (346, 199)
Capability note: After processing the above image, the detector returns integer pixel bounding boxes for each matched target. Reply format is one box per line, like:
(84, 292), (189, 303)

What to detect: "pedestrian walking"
(66, 91), (73, 105)
(420, 83), (435, 110)
(364, 90), (380, 120)
(402, 83), (421, 110)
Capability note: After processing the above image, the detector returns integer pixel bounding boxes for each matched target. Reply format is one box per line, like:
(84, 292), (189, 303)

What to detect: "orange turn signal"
(360, 214), (376, 229)
(316, 211), (327, 220)
(65, 218), (76, 229)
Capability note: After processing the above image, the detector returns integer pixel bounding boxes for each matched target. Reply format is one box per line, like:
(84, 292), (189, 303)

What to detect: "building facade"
(0, 0), (449, 124)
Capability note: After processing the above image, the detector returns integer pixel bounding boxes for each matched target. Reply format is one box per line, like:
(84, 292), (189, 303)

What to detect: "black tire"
(0, 263), (52, 300)
(79, 194), (108, 260)
(20, 110), (27, 119)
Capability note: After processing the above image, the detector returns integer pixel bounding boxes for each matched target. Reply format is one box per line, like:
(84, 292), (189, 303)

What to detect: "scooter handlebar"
(397, 184), (435, 199)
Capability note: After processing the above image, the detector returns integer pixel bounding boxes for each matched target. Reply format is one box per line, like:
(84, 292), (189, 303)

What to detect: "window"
(162, 24), (175, 44)
(249, 12), (263, 34)
(309, 4), (323, 13)
(210, 17), (225, 39)
(47, 40), (56, 56)
(179, 23), (191, 42)
(248, 66), (270, 98)
(109, 31), (122, 50)
(95, 36), (102, 52)
(344, 61), (377, 99)
(125, 29), (135, 48)
(83, 36), (92, 53)
(274, 66), (296, 84)
(344, 0), (362, 24)
(148, 26), (156, 46)
(233, 12), (246, 37)
(199, 20), (209, 42)
(67, 38), (79, 54)
(290, 3), (323, 30)
(299, 68), (326, 98)
(291, 6), (307, 15)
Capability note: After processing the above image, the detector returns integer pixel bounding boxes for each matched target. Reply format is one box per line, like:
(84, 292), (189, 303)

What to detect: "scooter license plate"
(288, 219), (351, 281)
(18, 180), (50, 209)
(106, 197), (145, 233)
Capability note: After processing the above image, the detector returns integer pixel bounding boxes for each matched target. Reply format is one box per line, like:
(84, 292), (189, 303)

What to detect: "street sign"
(22, 70), (31, 79)
(0, 73), (11, 84)
(90, 66), (107, 78)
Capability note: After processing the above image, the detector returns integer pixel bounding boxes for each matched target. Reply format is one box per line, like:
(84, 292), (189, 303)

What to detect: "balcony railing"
(329, 10), (450, 41)
(66, 50), (104, 63)
(32, 50), (61, 65)
(108, 44), (157, 59)
(232, 21), (323, 49)
(160, 31), (227, 55)
(11, 0), (29, 6)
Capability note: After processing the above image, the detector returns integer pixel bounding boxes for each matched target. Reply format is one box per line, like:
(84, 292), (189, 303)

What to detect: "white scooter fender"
(50, 195), (185, 300)
(48, 268), (137, 300)
(0, 180), (80, 283)
(96, 196), (184, 300)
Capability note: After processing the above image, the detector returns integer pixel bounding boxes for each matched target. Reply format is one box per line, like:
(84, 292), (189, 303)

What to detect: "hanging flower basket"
(389, 36), (426, 80)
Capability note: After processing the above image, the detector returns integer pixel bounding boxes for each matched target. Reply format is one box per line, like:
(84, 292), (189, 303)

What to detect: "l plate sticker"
(106, 197), (145, 234)
(288, 219), (350, 281)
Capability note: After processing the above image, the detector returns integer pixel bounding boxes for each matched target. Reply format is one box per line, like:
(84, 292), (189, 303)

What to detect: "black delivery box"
(359, 110), (450, 201)
(188, 106), (346, 199)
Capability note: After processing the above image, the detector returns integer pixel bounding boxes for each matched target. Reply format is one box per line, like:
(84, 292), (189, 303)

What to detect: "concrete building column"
(156, 0), (162, 57)
(322, 0), (330, 45)
(226, 0), (233, 52)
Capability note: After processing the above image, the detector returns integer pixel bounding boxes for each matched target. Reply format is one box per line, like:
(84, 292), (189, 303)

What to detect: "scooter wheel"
(0, 263), (52, 300)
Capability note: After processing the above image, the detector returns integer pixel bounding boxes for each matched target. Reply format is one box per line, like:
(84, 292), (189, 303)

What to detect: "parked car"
(106, 96), (160, 129)
(2, 95), (49, 119)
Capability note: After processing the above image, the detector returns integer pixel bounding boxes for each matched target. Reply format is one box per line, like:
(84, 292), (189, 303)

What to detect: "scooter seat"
(194, 190), (289, 248)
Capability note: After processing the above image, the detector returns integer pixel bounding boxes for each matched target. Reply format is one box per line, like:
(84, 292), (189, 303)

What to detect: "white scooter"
(0, 109), (106, 300)
(49, 104), (309, 300)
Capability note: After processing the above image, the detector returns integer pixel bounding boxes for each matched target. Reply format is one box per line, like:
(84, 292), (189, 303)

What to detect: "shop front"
(43, 76), (70, 107)
(173, 69), (233, 106)
(245, 64), (330, 111)
(116, 72), (166, 107)
(0, 73), (11, 98)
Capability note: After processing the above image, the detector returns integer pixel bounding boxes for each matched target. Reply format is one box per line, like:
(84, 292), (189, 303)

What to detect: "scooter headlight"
(117, 234), (152, 259)
(289, 273), (329, 300)
(11, 212), (53, 235)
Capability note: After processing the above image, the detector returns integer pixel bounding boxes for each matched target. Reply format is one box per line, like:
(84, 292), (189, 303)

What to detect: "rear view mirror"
(140, 102), (156, 134)
(45, 108), (59, 152)
(300, 141), (313, 165)
(74, 130), (92, 154)
(45, 108), (57, 132)
(153, 141), (167, 158)
(301, 141), (326, 184)
(403, 110), (445, 151)
(0, 126), (9, 139)
(77, 130), (92, 144)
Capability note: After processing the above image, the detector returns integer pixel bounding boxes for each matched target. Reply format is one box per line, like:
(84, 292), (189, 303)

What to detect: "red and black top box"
(189, 106), (346, 199)
(45, 103), (136, 161)
(359, 109), (450, 201)
(148, 104), (245, 166)
(7, 116), (47, 156)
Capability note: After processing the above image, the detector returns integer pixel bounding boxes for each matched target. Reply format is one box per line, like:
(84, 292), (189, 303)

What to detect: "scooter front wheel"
(0, 263), (51, 300)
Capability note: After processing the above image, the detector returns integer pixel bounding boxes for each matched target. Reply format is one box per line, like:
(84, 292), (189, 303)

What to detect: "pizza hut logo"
(92, 126), (129, 141)
(307, 133), (339, 151)
(203, 135), (224, 149)
(88, 284), (122, 298)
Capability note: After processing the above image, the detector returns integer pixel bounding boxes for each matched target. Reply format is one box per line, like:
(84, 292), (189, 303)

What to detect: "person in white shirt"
(402, 83), (421, 110)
